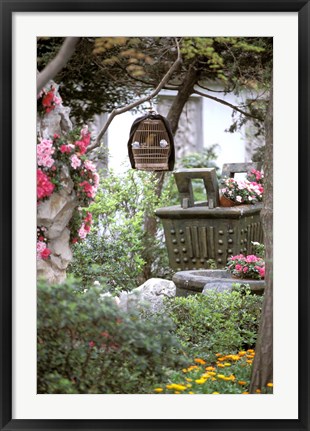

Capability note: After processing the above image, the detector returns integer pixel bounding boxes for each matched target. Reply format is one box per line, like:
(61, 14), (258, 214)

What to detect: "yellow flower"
(195, 378), (206, 384)
(201, 373), (210, 379)
(187, 365), (199, 371)
(228, 355), (240, 361)
(212, 392), (220, 394)
(166, 384), (187, 391)
(182, 368), (188, 373)
(247, 349), (255, 354)
(185, 378), (193, 382)
(205, 366), (216, 371)
(207, 371), (216, 376)
(224, 363), (231, 367)
(246, 360), (253, 365)
(189, 391), (194, 394)
(238, 381), (247, 385)
(194, 358), (206, 365)
(242, 392), (249, 394)
(217, 363), (225, 368)
(228, 375), (236, 381)
(238, 351), (246, 356)
(174, 391), (181, 394)
(256, 389), (261, 393)
(211, 377), (217, 381)
(217, 374), (226, 379)
(216, 353), (222, 357)
(267, 382), (273, 388)
(154, 387), (163, 393)
(217, 357), (226, 362)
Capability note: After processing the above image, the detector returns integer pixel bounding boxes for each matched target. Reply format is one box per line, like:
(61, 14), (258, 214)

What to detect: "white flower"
(236, 195), (242, 202)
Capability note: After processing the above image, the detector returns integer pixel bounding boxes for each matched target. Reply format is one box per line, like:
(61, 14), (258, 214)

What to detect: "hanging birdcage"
(127, 112), (175, 171)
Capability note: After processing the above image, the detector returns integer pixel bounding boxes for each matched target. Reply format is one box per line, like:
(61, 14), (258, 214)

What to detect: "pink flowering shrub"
(37, 169), (55, 200)
(37, 226), (52, 260)
(226, 254), (265, 280)
(37, 87), (100, 259)
(247, 168), (264, 185)
(220, 171), (264, 204)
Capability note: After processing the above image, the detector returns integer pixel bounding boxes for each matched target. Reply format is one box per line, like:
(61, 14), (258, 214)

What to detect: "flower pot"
(220, 194), (239, 207)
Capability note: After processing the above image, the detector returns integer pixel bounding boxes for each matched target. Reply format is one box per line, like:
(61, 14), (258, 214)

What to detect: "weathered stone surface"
(118, 278), (176, 313)
(37, 258), (67, 285)
(37, 82), (75, 284)
(173, 269), (265, 297)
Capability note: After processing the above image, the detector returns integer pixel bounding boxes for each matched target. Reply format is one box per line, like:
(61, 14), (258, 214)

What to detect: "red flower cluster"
(37, 169), (55, 201)
(41, 86), (62, 114)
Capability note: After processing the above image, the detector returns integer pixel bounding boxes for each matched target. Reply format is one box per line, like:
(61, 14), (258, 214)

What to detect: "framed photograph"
(1, 1), (309, 430)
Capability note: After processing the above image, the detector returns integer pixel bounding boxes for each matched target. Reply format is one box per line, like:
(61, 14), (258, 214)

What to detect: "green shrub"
(37, 279), (186, 394)
(68, 169), (172, 291)
(164, 288), (263, 358)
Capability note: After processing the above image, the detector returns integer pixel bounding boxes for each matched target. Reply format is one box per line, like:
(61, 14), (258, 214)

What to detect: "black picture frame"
(1, 1), (309, 430)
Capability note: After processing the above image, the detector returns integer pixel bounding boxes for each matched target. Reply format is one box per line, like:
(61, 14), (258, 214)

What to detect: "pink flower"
(70, 154), (81, 169)
(79, 181), (95, 198)
(37, 138), (55, 168)
(37, 241), (46, 255)
(80, 125), (91, 145)
(243, 266), (249, 273)
(84, 160), (96, 172)
(255, 266), (265, 278)
(78, 224), (87, 239)
(60, 144), (73, 154)
(37, 169), (55, 200)
(246, 255), (259, 263)
(75, 140), (88, 155)
(89, 341), (96, 348)
(41, 248), (52, 259)
(230, 254), (244, 261)
(37, 241), (51, 260)
(235, 264), (243, 271)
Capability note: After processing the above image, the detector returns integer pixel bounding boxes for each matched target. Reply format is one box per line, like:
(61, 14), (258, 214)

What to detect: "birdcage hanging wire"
(127, 107), (175, 171)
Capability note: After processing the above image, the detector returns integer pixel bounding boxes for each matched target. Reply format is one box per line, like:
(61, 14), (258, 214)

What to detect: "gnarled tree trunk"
(249, 80), (273, 392)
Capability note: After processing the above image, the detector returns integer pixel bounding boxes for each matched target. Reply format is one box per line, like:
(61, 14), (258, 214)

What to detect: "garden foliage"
(69, 169), (173, 290)
(164, 288), (263, 358)
(37, 279), (186, 394)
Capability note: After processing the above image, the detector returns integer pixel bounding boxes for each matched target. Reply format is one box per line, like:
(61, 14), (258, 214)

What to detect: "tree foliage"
(37, 36), (272, 135)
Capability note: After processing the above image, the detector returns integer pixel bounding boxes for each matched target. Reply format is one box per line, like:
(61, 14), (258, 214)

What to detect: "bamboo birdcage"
(131, 117), (172, 171)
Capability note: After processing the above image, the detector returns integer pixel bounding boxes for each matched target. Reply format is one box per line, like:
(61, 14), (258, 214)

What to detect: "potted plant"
(226, 253), (265, 280)
(219, 170), (264, 206)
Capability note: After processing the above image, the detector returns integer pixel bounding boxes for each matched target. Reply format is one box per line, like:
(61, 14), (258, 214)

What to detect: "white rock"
(118, 278), (176, 313)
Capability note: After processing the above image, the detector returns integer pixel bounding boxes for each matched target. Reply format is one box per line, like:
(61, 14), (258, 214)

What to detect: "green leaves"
(164, 289), (263, 359)
(37, 279), (185, 394)
(69, 169), (172, 290)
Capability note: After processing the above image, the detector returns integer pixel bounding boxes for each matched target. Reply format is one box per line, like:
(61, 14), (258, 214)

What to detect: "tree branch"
(37, 37), (80, 94)
(88, 39), (182, 152)
(193, 88), (264, 122)
(197, 80), (236, 94)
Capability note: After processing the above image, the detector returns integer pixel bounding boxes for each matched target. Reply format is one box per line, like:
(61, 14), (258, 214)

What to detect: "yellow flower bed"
(154, 349), (273, 395)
